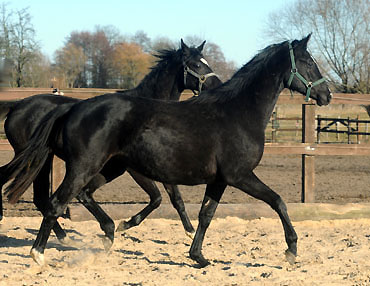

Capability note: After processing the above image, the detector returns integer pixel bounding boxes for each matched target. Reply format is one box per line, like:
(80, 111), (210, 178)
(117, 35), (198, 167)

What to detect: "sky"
(6, 0), (292, 67)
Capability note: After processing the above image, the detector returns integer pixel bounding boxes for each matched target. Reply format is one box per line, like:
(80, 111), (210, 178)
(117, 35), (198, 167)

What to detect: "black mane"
(153, 48), (182, 67)
(189, 40), (289, 104)
(133, 48), (180, 91)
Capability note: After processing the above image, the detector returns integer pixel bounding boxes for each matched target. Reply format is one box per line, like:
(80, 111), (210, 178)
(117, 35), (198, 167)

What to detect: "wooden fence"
(1, 88), (370, 203)
(265, 93), (370, 203)
(267, 115), (370, 144)
(316, 116), (370, 144)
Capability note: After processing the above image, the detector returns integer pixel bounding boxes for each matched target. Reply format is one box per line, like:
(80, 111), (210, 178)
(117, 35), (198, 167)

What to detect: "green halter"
(287, 43), (326, 102)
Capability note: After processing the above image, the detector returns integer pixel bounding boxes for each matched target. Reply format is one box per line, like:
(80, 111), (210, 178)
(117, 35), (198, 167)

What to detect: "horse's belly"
(128, 145), (217, 185)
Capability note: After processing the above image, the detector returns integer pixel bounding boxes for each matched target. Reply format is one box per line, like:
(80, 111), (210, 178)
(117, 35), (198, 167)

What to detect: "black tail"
(3, 104), (73, 204)
(0, 100), (17, 120)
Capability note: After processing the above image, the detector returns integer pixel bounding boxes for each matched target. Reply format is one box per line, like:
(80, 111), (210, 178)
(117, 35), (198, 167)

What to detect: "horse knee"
(198, 198), (218, 228)
(151, 195), (162, 209)
(76, 191), (90, 203)
(198, 209), (213, 228)
(84, 174), (106, 194)
(172, 198), (186, 212)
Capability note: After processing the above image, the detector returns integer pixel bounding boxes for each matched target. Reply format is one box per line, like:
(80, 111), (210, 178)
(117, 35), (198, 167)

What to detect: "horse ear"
(293, 33), (312, 50)
(181, 39), (190, 55)
(300, 33), (312, 49)
(197, 40), (206, 52)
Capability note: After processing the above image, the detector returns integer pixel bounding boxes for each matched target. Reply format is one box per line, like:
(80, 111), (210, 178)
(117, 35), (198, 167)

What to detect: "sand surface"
(1, 217), (370, 286)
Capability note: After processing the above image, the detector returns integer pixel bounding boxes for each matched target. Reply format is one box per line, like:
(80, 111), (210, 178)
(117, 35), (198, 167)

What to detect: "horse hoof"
(197, 258), (211, 268)
(185, 231), (195, 240)
(30, 248), (45, 266)
(190, 253), (211, 268)
(285, 249), (296, 265)
(101, 236), (113, 252)
(116, 221), (130, 232)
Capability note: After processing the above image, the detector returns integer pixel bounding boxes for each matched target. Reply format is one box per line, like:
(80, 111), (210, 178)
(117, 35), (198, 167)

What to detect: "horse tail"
(0, 101), (17, 120)
(3, 104), (71, 204)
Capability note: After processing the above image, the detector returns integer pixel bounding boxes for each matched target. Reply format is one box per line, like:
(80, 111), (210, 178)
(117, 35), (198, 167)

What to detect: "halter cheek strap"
(287, 43), (326, 102)
(183, 65), (218, 95)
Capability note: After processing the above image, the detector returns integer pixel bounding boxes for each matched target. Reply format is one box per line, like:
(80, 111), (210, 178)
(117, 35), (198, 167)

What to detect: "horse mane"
(189, 40), (289, 104)
(152, 48), (182, 67)
(135, 48), (181, 87)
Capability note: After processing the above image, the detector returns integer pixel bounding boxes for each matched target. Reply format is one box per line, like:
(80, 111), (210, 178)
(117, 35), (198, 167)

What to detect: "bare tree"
(9, 8), (39, 87)
(22, 51), (51, 87)
(184, 35), (236, 81)
(132, 30), (152, 53)
(0, 5), (40, 87)
(151, 36), (177, 52)
(0, 3), (11, 59)
(54, 43), (87, 88)
(65, 27), (121, 88)
(264, 0), (369, 93)
(203, 42), (236, 81)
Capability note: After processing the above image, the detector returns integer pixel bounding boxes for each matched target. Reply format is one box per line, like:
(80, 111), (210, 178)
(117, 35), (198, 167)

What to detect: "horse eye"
(301, 59), (313, 67)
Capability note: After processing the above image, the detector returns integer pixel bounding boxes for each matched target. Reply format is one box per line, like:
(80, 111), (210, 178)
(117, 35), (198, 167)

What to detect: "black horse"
(4, 35), (331, 267)
(0, 40), (221, 242)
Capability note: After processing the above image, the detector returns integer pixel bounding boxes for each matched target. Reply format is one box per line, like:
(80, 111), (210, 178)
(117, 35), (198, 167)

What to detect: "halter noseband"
(183, 64), (218, 95)
(287, 43), (326, 102)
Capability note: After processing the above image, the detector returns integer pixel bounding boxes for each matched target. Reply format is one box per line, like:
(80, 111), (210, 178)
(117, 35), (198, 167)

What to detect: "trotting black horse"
(4, 35), (331, 267)
(0, 40), (221, 241)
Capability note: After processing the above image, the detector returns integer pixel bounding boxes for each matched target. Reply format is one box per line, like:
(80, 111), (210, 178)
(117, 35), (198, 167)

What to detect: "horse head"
(180, 39), (221, 94)
(285, 34), (332, 106)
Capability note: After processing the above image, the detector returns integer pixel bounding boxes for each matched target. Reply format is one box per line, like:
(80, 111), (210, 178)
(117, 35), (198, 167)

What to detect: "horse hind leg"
(32, 155), (69, 243)
(162, 183), (195, 238)
(230, 172), (298, 265)
(0, 163), (11, 221)
(76, 174), (115, 252)
(31, 166), (100, 266)
(189, 180), (226, 268)
(116, 169), (162, 232)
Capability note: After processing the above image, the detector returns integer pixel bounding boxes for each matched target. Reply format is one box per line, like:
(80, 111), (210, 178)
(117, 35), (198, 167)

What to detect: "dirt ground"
(2, 150), (370, 217)
(1, 217), (370, 285)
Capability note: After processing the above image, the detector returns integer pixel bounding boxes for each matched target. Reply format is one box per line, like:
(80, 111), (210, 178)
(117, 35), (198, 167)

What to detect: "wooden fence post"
(301, 103), (316, 203)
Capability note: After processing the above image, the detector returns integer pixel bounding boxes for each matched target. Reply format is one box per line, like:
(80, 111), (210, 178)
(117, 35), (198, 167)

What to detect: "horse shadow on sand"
(0, 227), (84, 251)
(117, 232), (285, 269)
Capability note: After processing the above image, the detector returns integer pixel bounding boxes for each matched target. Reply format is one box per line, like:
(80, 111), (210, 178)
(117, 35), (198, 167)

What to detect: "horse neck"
(135, 62), (182, 100)
(227, 50), (290, 130)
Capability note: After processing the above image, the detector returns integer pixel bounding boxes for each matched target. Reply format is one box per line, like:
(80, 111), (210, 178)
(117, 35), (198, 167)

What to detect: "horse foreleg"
(189, 181), (226, 268)
(231, 172), (298, 265)
(116, 169), (162, 232)
(162, 183), (195, 237)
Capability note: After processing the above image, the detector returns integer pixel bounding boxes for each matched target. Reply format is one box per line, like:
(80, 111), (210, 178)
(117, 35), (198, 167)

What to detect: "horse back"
(5, 94), (79, 151)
